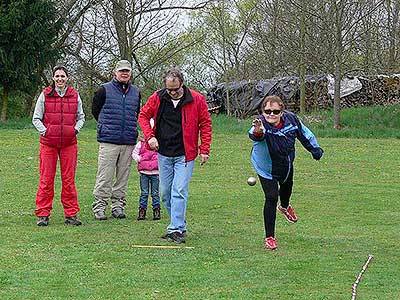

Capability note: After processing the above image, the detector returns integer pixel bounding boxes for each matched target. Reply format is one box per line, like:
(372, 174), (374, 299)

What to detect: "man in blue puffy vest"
(92, 60), (141, 220)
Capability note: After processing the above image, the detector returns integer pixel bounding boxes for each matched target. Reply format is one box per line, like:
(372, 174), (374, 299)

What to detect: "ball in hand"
(247, 176), (256, 186)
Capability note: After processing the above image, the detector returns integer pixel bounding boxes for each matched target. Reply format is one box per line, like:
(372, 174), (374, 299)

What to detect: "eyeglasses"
(166, 85), (181, 93)
(264, 109), (282, 115)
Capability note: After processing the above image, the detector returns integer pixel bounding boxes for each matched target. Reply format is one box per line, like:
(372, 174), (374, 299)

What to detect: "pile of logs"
(206, 75), (400, 118)
(348, 75), (400, 107)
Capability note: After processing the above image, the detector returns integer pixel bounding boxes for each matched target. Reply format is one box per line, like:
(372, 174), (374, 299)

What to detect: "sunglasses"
(264, 109), (282, 115)
(166, 85), (182, 93)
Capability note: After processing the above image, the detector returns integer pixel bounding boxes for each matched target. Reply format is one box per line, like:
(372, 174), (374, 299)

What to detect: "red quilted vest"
(40, 86), (78, 148)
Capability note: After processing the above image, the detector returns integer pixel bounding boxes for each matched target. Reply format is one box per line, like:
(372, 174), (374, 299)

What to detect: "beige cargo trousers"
(92, 142), (135, 214)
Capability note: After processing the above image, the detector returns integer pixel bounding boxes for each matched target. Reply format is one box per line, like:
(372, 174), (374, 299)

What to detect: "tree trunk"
(299, 0), (306, 114)
(333, 23), (342, 129)
(333, 0), (344, 130)
(112, 0), (129, 59)
(1, 87), (9, 122)
(221, 0), (230, 115)
(29, 94), (37, 118)
(26, 93), (35, 117)
(333, 64), (342, 129)
(270, 5), (278, 77)
(387, 0), (400, 72)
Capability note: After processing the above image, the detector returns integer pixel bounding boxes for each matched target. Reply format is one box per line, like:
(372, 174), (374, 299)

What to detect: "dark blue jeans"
(139, 173), (160, 209)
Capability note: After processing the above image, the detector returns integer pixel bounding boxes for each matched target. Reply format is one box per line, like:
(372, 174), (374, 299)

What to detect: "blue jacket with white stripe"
(249, 111), (323, 182)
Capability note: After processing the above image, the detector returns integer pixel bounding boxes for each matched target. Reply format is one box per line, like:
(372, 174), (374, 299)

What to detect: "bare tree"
(60, 0), (216, 93)
(386, 0), (400, 72)
(250, 0), (385, 128)
(183, 0), (258, 115)
(49, 0), (397, 121)
(189, 0), (258, 80)
(329, 0), (384, 129)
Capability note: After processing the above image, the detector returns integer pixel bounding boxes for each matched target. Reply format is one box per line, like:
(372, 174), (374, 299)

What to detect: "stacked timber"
(206, 74), (400, 118)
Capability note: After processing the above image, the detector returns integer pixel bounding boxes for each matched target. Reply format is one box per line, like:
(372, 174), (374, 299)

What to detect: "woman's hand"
(252, 118), (264, 133)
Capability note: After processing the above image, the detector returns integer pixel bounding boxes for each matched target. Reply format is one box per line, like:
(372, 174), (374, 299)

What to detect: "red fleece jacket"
(139, 88), (212, 162)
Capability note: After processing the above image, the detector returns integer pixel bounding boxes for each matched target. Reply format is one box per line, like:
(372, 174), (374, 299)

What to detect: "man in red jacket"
(138, 67), (212, 244)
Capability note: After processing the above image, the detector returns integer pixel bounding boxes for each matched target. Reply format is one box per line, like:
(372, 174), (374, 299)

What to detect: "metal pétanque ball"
(247, 176), (256, 186)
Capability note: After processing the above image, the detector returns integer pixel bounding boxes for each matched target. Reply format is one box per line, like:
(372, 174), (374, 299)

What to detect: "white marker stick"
(351, 254), (374, 300)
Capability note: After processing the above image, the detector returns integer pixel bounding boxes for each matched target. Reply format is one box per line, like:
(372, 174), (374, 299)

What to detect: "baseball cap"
(115, 60), (132, 72)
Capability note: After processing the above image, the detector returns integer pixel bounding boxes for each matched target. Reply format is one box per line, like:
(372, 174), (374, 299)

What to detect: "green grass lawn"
(0, 115), (399, 299)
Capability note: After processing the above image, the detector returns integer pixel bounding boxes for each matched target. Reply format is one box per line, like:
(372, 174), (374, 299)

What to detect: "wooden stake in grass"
(351, 254), (374, 300)
(132, 245), (195, 249)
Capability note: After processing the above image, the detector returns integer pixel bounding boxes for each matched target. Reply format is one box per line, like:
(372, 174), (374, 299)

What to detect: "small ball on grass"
(247, 176), (256, 186)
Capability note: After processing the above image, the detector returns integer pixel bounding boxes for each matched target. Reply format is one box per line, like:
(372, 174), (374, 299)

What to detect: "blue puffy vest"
(97, 79), (140, 145)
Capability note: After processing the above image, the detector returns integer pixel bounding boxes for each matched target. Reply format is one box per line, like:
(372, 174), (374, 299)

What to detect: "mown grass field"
(0, 111), (399, 300)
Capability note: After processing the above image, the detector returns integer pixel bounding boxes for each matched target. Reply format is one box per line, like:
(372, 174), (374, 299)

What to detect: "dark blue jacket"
(249, 111), (323, 182)
(97, 79), (140, 145)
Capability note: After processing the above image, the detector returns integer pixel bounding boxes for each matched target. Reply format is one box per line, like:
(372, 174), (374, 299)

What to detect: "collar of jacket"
(112, 78), (131, 93)
(157, 85), (193, 105)
(44, 85), (74, 97)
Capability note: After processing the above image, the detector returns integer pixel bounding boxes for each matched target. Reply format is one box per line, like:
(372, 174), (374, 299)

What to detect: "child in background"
(132, 123), (161, 220)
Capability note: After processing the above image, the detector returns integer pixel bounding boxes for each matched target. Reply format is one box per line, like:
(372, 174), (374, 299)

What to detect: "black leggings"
(258, 168), (293, 238)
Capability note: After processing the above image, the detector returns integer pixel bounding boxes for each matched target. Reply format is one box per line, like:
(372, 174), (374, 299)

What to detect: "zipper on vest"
(122, 94), (126, 135)
(60, 96), (64, 147)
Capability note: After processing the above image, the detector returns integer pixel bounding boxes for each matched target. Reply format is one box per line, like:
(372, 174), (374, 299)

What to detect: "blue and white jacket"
(249, 111), (323, 182)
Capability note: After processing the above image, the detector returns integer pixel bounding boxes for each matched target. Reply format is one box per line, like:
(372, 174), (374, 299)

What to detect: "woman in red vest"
(32, 66), (85, 226)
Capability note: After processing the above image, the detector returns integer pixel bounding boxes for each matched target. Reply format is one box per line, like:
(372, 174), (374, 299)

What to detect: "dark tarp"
(206, 74), (400, 118)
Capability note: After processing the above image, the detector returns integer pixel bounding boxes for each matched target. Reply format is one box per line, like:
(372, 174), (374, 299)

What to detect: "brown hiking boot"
(153, 207), (161, 220)
(137, 207), (146, 220)
(65, 216), (82, 226)
(111, 208), (126, 219)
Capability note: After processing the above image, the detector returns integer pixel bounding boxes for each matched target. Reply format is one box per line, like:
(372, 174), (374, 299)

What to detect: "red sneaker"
(264, 236), (277, 250)
(277, 205), (298, 223)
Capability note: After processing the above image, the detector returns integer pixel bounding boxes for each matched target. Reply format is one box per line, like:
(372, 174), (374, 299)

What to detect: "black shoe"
(137, 207), (146, 220)
(161, 230), (186, 239)
(112, 208), (126, 219)
(165, 232), (186, 244)
(37, 216), (49, 226)
(65, 216), (82, 226)
(153, 207), (161, 220)
(94, 211), (107, 220)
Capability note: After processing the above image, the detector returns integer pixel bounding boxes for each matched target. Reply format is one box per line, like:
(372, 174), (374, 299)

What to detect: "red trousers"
(35, 143), (80, 217)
